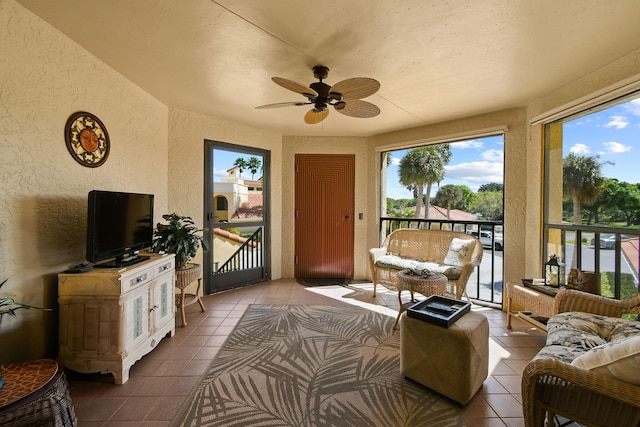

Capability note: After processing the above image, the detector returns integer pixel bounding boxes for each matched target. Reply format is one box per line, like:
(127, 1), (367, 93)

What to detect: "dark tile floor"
(66, 279), (550, 426)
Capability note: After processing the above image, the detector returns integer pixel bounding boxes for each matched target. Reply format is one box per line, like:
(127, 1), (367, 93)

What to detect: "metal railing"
(544, 224), (640, 300)
(379, 217), (504, 306)
(215, 227), (263, 273)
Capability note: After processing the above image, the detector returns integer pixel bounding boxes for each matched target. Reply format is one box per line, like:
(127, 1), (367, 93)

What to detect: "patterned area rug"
(172, 305), (464, 426)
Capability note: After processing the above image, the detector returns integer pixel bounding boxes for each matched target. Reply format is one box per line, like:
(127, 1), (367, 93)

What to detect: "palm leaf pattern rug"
(173, 305), (464, 426)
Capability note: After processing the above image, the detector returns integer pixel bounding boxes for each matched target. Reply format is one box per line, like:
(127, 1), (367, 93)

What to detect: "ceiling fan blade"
(335, 99), (380, 118)
(272, 77), (318, 98)
(329, 77), (380, 100)
(255, 101), (308, 109)
(304, 108), (329, 124)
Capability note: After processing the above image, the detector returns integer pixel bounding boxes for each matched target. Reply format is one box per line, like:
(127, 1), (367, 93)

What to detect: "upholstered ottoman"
(400, 311), (489, 405)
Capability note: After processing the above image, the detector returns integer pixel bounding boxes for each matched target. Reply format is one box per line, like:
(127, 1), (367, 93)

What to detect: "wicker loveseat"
(522, 290), (640, 427)
(368, 228), (482, 300)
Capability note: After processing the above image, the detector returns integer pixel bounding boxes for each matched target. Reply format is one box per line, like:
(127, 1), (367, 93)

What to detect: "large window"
(380, 135), (505, 305)
(543, 93), (640, 299)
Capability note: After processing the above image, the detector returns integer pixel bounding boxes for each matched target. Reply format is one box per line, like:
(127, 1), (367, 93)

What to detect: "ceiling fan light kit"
(256, 65), (380, 124)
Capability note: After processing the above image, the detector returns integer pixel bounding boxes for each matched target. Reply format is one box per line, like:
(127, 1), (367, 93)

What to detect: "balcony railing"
(544, 224), (640, 300)
(215, 227), (263, 273)
(379, 217), (504, 306)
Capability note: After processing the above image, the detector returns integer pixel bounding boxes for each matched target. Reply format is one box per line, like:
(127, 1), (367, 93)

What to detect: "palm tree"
(398, 145), (452, 219)
(435, 185), (463, 219)
(247, 157), (262, 180)
(233, 158), (248, 176)
(563, 153), (608, 269)
(398, 150), (427, 218)
(563, 153), (607, 225)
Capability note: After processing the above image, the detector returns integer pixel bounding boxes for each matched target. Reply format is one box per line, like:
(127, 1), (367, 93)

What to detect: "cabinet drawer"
(156, 259), (175, 276)
(125, 267), (153, 290)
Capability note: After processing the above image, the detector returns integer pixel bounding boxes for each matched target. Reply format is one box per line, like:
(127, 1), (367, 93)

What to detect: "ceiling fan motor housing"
(312, 65), (329, 80)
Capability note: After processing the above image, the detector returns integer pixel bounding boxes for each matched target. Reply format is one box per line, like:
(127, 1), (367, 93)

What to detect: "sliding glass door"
(204, 141), (270, 293)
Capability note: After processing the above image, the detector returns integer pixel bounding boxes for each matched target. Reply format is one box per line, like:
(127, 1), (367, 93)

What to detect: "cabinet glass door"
(123, 287), (149, 348)
(151, 274), (174, 328)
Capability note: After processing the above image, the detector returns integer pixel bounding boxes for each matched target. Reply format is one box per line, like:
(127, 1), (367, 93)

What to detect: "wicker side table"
(0, 359), (76, 426)
(175, 263), (206, 327)
(505, 282), (556, 332)
(394, 270), (448, 329)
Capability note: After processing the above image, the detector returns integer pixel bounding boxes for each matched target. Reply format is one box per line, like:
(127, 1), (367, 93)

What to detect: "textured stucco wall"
(167, 108), (283, 281)
(281, 136), (370, 280)
(0, 0), (169, 363)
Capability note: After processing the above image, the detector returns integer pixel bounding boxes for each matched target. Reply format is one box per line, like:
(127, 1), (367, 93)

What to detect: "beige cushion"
(443, 238), (474, 266)
(571, 336), (640, 385)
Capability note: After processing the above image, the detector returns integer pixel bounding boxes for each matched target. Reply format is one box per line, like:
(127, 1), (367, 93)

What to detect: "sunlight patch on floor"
(303, 283), (400, 319)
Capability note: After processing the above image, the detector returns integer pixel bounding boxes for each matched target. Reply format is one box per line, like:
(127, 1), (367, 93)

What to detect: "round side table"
(394, 270), (448, 329)
(0, 359), (76, 426)
(175, 263), (206, 327)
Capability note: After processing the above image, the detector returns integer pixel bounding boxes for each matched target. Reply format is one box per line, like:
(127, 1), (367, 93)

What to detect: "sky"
(562, 97), (640, 183)
(213, 149), (264, 181)
(386, 96), (640, 200)
(386, 135), (505, 199)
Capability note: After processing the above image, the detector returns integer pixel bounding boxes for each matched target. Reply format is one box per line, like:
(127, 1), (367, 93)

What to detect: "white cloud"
(481, 149), (503, 162)
(570, 143), (590, 154)
(604, 115), (629, 129)
(625, 98), (640, 116)
(452, 139), (483, 149)
(445, 161), (503, 184)
(603, 141), (631, 153)
(390, 156), (400, 166)
(214, 168), (229, 177)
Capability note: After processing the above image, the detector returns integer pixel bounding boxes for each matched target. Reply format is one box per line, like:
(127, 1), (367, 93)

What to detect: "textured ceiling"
(17, 0), (640, 137)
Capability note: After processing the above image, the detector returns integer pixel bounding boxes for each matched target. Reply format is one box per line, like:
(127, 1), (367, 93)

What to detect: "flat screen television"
(87, 190), (154, 267)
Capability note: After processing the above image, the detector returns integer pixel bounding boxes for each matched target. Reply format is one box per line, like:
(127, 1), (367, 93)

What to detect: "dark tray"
(407, 295), (471, 327)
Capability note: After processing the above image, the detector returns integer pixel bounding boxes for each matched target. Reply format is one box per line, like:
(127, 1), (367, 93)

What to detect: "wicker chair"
(522, 290), (640, 427)
(368, 228), (482, 300)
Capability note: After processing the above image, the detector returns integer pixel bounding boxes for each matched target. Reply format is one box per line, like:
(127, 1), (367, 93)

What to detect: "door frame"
(203, 140), (271, 294)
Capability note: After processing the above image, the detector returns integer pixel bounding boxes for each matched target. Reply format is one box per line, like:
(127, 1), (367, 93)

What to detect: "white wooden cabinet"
(58, 253), (175, 384)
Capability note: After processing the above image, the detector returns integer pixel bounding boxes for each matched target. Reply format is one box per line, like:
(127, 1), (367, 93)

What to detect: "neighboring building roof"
(232, 194), (263, 219)
(416, 205), (479, 221)
(213, 228), (256, 248)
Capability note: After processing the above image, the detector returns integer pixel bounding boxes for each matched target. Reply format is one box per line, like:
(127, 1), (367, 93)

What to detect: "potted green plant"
(152, 213), (209, 269)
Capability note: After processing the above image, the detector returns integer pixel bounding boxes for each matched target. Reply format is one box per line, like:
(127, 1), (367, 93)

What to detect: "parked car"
(468, 231), (503, 251)
(590, 234), (631, 249)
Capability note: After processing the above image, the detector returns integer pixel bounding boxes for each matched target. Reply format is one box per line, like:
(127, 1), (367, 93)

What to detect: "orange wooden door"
(295, 154), (354, 278)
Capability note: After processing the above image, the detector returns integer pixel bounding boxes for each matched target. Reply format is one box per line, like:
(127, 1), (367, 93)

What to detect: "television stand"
(58, 253), (176, 384)
(95, 254), (150, 268)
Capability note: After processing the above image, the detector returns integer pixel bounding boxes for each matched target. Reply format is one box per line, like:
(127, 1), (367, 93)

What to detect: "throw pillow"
(443, 238), (474, 267)
(571, 335), (640, 385)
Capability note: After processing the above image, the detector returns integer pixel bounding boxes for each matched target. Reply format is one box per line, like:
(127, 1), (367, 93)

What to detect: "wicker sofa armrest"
(522, 358), (640, 427)
(554, 289), (640, 317)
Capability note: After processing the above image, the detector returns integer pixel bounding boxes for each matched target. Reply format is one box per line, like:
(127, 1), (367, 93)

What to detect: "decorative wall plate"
(65, 111), (110, 167)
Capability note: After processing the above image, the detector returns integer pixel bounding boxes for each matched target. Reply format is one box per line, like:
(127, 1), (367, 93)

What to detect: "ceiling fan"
(256, 65), (380, 124)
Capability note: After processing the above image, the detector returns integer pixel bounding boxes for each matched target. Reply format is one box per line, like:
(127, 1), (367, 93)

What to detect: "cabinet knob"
(150, 305), (159, 312)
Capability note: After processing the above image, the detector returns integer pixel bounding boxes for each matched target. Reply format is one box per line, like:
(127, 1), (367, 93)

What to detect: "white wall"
(0, 0), (169, 363)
